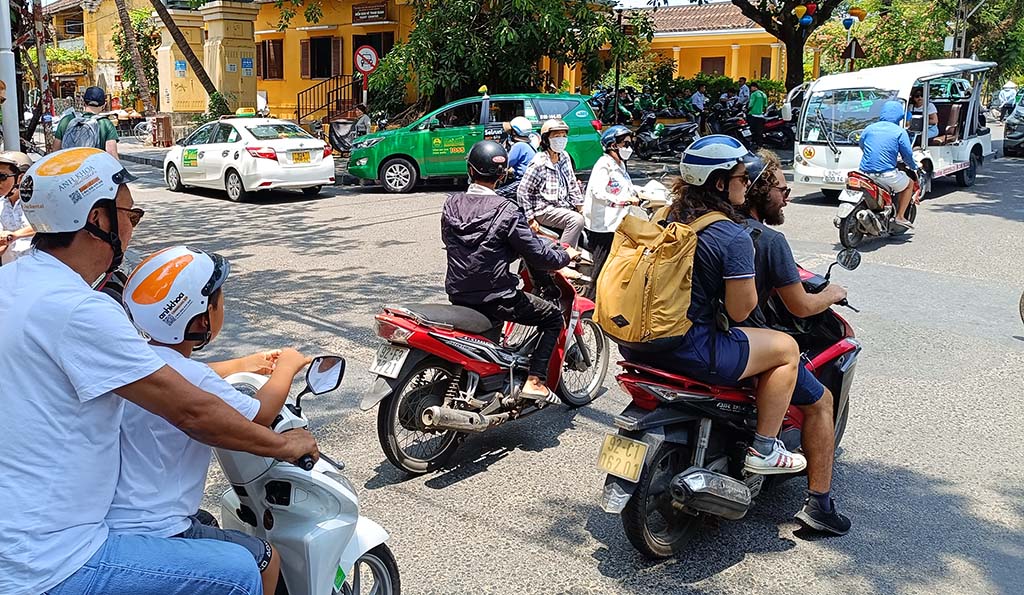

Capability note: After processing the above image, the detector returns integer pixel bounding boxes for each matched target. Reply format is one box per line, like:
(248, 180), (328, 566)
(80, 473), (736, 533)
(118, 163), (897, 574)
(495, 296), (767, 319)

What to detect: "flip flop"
(520, 386), (559, 404)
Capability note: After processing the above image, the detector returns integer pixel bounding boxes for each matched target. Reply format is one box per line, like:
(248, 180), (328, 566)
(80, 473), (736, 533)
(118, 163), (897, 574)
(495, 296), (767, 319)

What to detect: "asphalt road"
(118, 134), (1024, 595)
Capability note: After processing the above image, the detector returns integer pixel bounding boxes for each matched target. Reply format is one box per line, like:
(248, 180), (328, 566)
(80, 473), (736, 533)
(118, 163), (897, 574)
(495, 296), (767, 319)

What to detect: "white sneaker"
(744, 439), (807, 475)
(895, 217), (915, 229)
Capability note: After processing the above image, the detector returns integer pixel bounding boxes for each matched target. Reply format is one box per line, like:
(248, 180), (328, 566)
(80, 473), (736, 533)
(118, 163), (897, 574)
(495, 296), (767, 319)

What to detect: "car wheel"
(301, 185), (322, 197)
(956, 152), (979, 187)
(379, 158), (418, 193)
(166, 164), (183, 192)
(225, 170), (249, 202)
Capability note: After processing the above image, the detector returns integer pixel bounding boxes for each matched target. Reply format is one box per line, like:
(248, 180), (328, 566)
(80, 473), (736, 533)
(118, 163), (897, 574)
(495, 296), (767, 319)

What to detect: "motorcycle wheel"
(377, 359), (461, 475)
(557, 316), (610, 407)
(892, 203), (917, 236)
(839, 208), (865, 249)
(336, 544), (401, 595)
(621, 444), (701, 559)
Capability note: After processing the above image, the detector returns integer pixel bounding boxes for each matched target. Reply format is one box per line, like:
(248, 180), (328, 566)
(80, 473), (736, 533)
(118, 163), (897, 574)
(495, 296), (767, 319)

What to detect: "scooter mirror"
(305, 356), (345, 396)
(836, 248), (862, 271)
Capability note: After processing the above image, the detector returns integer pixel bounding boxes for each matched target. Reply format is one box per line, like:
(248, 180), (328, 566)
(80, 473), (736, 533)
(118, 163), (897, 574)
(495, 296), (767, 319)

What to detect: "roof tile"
(632, 3), (759, 33)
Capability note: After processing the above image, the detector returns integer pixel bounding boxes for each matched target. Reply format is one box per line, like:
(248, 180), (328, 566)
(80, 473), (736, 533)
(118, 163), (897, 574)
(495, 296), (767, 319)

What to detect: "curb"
(120, 154), (164, 168)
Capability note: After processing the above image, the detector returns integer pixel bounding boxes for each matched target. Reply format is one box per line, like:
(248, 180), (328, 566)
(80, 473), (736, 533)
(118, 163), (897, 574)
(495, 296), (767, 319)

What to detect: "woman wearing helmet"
(622, 134), (809, 475)
(0, 151), (35, 265)
(114, 245), (312, 595)
(581, 125), (640, 298)
(517, 118), (585, 275)
(496, 116), (538, 200)
(443, 140), (578, 401)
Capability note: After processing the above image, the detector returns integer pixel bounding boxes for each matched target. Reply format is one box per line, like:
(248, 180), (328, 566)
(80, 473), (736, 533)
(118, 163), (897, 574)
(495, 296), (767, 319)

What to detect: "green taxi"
(347, 93), (604, 193)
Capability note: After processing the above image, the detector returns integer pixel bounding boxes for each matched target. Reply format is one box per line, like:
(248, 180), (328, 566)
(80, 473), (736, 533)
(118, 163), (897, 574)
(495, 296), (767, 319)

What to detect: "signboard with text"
(353, 2), (387, 24)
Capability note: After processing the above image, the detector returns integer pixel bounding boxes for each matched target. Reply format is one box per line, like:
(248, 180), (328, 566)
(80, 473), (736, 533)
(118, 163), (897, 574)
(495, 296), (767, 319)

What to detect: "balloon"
(794, 5), (807, 18)
(843, 16), (855, 29)
(850, 7), (867, 20)
(800, 14), (813, 25)
(806, 2), (817, 15)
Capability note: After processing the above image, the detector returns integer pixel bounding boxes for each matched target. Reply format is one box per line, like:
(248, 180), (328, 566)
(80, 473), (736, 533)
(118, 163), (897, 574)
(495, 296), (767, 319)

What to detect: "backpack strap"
(688, 211), (730, 232)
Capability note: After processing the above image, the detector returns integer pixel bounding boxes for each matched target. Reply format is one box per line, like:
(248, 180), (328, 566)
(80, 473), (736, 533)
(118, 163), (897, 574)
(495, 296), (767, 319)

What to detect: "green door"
(422, 100), (484, 177)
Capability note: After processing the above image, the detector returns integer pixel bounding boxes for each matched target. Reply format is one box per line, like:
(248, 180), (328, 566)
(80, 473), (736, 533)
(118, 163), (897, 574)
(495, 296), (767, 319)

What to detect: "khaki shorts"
(866, 169), (911, 194)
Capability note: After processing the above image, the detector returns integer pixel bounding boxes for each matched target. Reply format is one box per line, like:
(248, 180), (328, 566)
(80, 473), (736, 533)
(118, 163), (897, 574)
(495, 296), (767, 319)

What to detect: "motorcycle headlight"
(353, 137), (383, 149)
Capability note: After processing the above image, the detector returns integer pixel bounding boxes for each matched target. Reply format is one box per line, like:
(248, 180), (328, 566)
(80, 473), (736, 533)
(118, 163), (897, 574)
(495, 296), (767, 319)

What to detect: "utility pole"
(32, 0), (54, 152)
(0, 0), (21, 150)
(612, 9), (622, 125)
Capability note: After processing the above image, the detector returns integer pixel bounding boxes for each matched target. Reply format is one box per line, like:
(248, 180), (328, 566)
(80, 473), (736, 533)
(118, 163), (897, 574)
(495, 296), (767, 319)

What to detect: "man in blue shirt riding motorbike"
(858, 100), (919, 229)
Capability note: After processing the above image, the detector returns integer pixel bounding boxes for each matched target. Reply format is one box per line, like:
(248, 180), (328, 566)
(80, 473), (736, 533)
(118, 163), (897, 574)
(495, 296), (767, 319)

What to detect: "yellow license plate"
(597, 434), (648, 483)
(293, 151), (310, 164)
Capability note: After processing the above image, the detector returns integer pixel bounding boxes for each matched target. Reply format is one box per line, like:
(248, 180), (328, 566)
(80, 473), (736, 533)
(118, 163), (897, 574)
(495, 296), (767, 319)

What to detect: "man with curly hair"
(739, 150), (852, 535)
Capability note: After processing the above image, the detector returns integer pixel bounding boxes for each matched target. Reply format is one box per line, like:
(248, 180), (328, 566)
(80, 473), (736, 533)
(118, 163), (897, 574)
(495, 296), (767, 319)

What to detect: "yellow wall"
(254, 0), (415, 120)
(82, 0), (152, 95)
(652, 31), (785, 81)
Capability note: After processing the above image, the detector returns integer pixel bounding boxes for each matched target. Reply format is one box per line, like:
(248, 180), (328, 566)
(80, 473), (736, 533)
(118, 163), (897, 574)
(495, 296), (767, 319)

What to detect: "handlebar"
(837, 298), (859, 312)
(296, 454), (316, 471)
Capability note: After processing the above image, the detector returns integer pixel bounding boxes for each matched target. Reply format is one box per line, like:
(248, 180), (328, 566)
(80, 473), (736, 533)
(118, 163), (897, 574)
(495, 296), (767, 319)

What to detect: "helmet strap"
(185, 312), (212, 350)
(83, 202), (124, 274)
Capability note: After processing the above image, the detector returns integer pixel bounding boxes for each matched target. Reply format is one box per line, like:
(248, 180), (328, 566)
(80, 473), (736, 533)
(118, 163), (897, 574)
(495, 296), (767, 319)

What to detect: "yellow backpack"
(594, 208), (729, 345)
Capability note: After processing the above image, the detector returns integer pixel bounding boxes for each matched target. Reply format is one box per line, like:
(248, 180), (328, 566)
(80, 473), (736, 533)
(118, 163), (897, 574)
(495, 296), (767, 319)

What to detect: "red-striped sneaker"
(744, 439), (807, 475)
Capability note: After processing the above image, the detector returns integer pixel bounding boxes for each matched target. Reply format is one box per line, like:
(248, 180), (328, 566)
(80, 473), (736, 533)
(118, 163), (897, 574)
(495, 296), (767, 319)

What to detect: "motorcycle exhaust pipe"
(421, 406), (511, 433)
(670, 467), (752, 521)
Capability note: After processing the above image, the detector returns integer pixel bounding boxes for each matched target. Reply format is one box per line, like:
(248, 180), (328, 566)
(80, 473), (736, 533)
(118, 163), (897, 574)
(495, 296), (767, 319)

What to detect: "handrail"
(297, 74), (355, 123)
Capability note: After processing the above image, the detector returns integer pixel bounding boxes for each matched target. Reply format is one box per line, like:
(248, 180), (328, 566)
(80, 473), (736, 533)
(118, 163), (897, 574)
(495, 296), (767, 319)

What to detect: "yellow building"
(252, 0), (415, 121)
(635, 3), (786, 81)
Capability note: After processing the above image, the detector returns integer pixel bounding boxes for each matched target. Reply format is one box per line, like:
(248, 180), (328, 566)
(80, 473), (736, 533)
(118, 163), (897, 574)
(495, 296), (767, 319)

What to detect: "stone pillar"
(200, 1), (260, 111)
(730, 44), (741, 79)
(154, 10), (206, 115)
(770, 42), (782, 81)
(673, 47), (682, 77)
(812, 47), (822, 79)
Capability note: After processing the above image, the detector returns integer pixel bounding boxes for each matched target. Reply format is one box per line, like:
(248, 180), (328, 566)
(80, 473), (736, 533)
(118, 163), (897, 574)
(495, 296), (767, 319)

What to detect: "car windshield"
(801, 88), (900, 145)
(246, 123), (311, 140)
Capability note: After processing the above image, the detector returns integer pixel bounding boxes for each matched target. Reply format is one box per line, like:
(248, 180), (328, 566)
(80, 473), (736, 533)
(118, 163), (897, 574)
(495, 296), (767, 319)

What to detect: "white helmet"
(123, 246), (230, 346)
(679, 134), (757, 186)
(1004, 81), (1018, 89)
(20, 147), (135, 233)
(509, 116), (533, 137)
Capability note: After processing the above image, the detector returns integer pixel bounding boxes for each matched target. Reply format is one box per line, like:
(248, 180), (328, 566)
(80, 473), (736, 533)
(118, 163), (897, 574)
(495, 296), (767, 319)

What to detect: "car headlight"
(353, 137), (383, 149)
(354, 157), (368, 167)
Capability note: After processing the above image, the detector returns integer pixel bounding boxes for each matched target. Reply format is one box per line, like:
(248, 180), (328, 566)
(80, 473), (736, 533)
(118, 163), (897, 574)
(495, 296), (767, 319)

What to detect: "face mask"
(530, 135), (540, 150)
(618, 147), (633, 161)
(549, 137), (568, 154)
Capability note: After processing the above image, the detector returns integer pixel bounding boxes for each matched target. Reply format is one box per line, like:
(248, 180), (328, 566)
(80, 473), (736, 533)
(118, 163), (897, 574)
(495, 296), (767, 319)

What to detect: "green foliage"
(371, 0), (654, 108)
(191, 92), (235, 125)
(26, 46), (93, 75)
(367, 42), (412, 120)
(111, 9), (159, 106)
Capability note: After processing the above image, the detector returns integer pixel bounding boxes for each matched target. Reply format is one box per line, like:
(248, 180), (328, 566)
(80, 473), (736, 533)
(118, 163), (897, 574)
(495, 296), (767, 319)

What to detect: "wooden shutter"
(300, 39), (310, 79)
(331, 37), (343, 77)
(256, 41), (264, 79)
(270, 40), (283, 79)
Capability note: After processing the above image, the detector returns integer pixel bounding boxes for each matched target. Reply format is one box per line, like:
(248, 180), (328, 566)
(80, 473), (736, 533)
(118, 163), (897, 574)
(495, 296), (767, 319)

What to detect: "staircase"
(296, 74), (360, 123)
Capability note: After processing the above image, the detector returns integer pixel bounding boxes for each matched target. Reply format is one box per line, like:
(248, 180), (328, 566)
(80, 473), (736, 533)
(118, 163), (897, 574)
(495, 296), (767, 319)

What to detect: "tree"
(148, 0), (218, 97)
(112, 4), (157, 114)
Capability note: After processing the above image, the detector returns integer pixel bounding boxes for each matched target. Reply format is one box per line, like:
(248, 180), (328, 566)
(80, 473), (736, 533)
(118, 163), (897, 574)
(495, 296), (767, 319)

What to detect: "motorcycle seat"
(618, 360), (755, 397)
(388, 304), (495, 335)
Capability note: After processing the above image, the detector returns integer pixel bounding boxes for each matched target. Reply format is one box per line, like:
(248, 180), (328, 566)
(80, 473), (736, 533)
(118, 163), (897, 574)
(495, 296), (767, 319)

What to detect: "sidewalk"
(118, 138), (171, 168)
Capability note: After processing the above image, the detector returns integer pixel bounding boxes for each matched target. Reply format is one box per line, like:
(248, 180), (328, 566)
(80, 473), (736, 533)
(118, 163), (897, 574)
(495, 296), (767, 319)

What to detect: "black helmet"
(466, 140), (509, 180)
(83, 86), (106, 107)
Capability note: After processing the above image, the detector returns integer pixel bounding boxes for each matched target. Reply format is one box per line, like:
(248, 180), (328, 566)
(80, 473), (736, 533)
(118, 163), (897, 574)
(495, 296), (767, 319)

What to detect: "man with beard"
(739, 150), (852, 536)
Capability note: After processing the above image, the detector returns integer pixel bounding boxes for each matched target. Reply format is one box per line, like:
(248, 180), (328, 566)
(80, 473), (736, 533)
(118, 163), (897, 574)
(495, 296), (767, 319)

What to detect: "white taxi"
(163, 113), (335, 202)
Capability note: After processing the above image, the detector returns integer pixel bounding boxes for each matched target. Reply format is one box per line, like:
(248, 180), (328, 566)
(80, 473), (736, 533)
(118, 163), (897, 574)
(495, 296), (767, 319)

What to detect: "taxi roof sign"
(234, 107), (256, 117)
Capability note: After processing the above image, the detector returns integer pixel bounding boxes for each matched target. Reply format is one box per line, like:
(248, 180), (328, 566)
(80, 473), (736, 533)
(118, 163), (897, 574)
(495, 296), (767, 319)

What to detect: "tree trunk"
(114, 0), (156, 115)
(783, 32), (807, 90)
(147, 0), (218, 97)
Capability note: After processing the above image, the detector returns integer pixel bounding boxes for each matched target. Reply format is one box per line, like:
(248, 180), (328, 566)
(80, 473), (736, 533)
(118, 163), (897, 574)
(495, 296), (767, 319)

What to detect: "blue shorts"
(792, 364), (826, 406)
(177, 515), (273, 572)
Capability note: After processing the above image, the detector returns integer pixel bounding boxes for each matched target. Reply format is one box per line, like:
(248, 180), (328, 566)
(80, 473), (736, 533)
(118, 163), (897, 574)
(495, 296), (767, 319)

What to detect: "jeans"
(45, 533), (263, 595)
(536, 207), (585, 249)
(471, 291), (564, 380)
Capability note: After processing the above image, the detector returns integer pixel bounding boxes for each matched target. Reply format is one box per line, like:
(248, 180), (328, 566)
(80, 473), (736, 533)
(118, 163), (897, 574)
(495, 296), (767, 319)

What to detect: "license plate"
(369, 344), (410, 379)
(597, 434), (648, 483)
(741, 129), (752, 137)
(823, 169), (847, 184)
(292, 151), (311, 164)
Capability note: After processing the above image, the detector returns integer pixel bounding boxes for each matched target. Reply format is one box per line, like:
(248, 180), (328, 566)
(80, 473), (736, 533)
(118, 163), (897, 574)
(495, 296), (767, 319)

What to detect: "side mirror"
(427, 118), (441, 130)
(836, 248), (862, 271)
(304, 355), (345, 396)
(781, 102), (793, 122)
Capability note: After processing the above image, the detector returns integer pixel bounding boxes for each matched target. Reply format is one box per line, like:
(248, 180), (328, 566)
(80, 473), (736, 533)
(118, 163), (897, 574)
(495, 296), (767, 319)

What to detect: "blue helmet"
(600, 125), (632, 149)
(679, 134), (756, 186)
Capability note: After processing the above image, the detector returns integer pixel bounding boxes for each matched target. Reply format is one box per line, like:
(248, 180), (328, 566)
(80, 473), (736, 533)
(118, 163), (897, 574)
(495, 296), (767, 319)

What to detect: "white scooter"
(218, 356), (401, 595)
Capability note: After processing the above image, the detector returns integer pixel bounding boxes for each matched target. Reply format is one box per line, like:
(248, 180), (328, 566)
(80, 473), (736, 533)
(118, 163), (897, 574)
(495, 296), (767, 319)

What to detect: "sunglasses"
(730, 174), (751, 186)
(773, 185), (792, 199)
(0, 172), (19, 181)
(116, 206), (145, 227)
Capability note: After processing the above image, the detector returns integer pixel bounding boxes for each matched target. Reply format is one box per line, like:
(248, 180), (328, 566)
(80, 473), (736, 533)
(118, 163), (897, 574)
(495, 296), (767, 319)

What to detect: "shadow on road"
(569, 461), (1023, 594)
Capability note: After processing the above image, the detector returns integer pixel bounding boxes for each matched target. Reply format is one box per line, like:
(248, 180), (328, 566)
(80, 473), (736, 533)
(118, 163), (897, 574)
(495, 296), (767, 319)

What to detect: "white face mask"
(549, 137), (568, 154)
(529, 135), (540, 150)
(618, 147), (633, 161)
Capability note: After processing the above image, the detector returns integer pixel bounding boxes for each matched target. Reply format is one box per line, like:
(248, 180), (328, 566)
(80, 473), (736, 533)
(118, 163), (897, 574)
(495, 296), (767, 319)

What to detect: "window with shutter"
(300, 39), (310, 79)
(331, 37), (343, 77)
(256, 41), (264, 79)
(265, 40), (284, 80)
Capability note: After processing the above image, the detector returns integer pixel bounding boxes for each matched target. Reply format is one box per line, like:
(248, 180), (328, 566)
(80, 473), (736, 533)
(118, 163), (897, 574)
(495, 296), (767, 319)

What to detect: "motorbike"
(219, 357), (401, 595)
(634, 112), (701, 161)
(361, 263), (611, 475)
(835, 164), (921, 248)
(759, 105), (796, 150)
(705, 103), (753, 147)
(598, 249), (863, 559)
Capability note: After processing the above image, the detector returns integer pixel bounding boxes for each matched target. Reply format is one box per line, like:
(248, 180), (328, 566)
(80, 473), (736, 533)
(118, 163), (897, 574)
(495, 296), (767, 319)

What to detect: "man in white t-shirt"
(0, 148), (319, 595)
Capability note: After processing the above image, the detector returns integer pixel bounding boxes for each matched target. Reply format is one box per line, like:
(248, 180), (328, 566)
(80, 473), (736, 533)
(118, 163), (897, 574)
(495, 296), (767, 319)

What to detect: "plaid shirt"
(516, 151), (584, 221)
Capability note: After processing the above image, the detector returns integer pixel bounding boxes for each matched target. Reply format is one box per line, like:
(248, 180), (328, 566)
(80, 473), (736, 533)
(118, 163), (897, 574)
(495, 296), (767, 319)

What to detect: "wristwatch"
(4, 234), (12, 244)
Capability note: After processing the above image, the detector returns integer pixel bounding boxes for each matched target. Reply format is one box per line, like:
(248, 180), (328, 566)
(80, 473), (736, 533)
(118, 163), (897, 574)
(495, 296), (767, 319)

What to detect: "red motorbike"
(361, 266), (611, 474)
(598, 250), (861, 559)
(835, 166), (922, 248)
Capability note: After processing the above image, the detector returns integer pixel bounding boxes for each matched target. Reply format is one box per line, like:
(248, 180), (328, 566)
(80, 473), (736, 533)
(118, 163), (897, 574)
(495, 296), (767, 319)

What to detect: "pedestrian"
(0, 151), (34, 265)
(353, 103), (372, 137)
(737, 77), (751, 108)
(53, 86), (119, 158)
(691, 84), (708, 132)
(747, 82), (768, 148)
